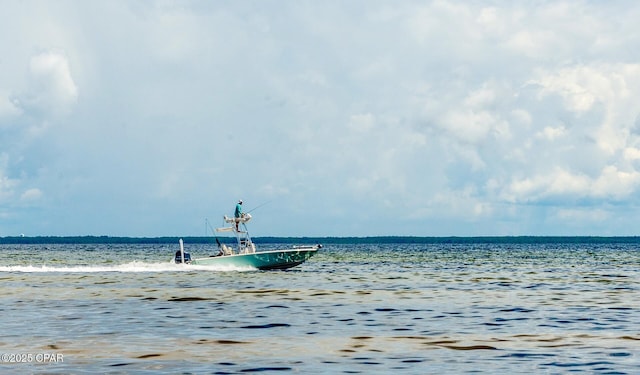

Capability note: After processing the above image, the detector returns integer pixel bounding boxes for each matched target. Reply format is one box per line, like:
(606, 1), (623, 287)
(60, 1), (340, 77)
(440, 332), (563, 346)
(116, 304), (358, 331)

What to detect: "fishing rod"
(246, 200), (272, 214)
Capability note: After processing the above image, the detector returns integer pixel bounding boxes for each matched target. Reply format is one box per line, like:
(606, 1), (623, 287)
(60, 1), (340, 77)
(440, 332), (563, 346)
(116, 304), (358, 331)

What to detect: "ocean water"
(0, 241), (639, 374)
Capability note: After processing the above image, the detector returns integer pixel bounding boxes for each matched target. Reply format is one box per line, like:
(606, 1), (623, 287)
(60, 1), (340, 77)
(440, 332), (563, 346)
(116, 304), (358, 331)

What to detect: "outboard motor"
(175, 250), (191, 264)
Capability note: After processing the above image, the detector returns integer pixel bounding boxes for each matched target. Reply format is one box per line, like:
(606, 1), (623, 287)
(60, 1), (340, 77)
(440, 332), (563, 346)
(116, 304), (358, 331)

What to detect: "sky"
(2, 1), (640, 237)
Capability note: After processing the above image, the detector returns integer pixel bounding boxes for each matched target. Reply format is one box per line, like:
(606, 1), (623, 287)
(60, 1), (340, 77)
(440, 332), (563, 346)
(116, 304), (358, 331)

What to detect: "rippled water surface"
(1, 242), (639, 373)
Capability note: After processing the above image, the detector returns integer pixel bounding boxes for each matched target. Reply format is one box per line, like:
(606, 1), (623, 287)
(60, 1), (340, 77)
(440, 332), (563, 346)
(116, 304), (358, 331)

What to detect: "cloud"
(0, 49), (78, 232)
(503, 165), (640, 204)
(532, 63), (640, 154)
(2, 1), (640, 236)
(20, 188), (43, 202)
(537, 125), (566, 141)
(0, 91), (22, 123)
(503, 168), (591, 203)
(0, 154), (17, 202)
(25, 51), (78, 116)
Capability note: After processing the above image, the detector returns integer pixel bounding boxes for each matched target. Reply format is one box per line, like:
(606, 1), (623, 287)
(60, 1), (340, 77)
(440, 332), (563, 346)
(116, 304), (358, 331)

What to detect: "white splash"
(0, 261), (255, 273)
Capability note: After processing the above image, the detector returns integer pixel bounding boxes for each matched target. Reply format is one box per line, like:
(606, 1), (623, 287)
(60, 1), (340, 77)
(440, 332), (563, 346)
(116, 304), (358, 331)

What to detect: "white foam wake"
(0, 261), (255, 273)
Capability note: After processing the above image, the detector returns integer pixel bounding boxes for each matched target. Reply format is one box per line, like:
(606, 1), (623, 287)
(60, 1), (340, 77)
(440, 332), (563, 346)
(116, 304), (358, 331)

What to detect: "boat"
(174, 213), (321, 270)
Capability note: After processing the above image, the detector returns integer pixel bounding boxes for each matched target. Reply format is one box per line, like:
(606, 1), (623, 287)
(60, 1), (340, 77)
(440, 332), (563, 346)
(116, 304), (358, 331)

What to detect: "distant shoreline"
(2, 235), (640, 245)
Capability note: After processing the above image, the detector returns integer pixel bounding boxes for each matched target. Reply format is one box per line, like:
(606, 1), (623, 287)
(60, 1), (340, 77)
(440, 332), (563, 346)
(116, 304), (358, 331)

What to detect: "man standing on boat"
(234, 199), (243, 231)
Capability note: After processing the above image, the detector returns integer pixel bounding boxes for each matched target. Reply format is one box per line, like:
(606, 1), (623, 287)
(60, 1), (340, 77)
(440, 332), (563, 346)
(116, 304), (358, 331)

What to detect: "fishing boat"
(174, 213), (321, 270)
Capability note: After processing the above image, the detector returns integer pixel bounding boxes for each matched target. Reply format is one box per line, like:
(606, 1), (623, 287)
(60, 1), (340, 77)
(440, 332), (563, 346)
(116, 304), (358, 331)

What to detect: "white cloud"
(20, 188), (43, 202)
(503, 165), (640, 203)
(26, 51), (78, 116)
(624, 147), (640, 161)
(439, 110), (495, 144)
(534, 65), (609, 113)
(537, 125), (566, 141)
(533, 63), (640, 154)
(503, 168), (589, 203)
(593, 165), (640, 199)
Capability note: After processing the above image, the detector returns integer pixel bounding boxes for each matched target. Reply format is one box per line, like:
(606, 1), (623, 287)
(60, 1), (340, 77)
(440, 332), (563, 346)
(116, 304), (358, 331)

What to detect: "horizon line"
(2, 235), (640, 245)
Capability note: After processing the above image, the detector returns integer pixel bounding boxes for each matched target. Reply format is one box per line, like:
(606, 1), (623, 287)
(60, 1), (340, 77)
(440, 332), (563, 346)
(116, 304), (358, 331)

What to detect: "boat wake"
(0, 261), (256, 273)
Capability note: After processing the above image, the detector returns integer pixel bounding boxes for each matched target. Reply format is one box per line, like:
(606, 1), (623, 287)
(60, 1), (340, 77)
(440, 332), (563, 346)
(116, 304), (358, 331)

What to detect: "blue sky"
(2, 1), (640, 237)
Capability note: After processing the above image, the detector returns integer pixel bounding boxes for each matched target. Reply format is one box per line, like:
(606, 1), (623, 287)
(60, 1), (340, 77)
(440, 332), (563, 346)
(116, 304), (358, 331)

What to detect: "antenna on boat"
(205, 218), (223, 249)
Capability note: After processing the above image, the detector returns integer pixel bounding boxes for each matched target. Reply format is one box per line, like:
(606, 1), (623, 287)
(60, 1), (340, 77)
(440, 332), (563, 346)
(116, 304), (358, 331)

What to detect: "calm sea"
(0, 241), (639, 374)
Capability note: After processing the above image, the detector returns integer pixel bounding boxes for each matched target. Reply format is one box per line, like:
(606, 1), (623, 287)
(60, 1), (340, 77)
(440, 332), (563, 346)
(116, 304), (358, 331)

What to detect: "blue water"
(1, 241), (639, 373)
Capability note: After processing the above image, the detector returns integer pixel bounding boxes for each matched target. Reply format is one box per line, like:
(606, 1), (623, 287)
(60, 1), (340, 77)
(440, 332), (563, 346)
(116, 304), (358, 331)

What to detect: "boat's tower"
(234, 219), (256, 254)
(219, 214), (255, 254)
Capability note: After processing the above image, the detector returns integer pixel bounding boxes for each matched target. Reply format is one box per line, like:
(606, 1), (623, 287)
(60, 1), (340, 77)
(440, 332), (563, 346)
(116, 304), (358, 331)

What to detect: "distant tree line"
(1, 235), (640, 245)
